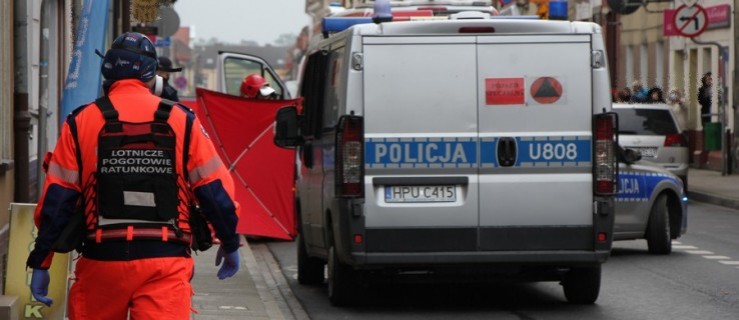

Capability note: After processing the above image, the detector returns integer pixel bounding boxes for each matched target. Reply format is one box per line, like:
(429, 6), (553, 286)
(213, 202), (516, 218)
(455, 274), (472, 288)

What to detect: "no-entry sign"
(673, 4), (708, 37)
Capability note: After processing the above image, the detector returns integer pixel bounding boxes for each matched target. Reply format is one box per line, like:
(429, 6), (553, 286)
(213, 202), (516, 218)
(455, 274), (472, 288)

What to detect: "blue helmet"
(101, 32), (158, 82)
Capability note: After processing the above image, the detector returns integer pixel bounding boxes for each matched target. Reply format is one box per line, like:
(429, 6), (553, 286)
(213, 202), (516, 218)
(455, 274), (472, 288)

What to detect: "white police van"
(274, 12), (618, 306)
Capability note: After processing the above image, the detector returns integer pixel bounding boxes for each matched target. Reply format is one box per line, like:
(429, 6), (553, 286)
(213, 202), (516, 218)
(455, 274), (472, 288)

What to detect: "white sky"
(173, 0), (312, 46)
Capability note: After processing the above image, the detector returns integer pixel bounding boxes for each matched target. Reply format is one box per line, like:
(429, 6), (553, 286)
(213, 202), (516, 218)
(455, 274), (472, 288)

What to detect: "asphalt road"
(266, 200), (739, 319)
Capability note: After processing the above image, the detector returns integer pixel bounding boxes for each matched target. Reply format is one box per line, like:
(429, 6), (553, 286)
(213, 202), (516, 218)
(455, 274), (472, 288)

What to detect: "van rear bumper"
(352, 250), (610, 266)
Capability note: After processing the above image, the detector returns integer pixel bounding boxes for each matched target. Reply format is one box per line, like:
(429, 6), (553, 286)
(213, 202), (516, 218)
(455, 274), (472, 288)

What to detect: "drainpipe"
(123, 0), (131, 32)
(13, 0), (30, 202)
(606, 11), (619, 90)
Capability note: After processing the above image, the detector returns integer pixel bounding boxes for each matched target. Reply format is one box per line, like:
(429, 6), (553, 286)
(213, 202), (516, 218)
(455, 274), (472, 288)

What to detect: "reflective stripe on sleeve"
(188, 156), (224, 185)
(47, 161), (79, 185)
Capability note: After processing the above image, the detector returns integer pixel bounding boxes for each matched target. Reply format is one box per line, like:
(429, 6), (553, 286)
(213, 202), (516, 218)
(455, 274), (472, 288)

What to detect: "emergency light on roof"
(373, 0), (392, 22)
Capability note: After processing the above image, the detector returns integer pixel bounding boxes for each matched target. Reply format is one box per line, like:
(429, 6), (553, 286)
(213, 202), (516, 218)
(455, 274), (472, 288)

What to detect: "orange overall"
(28, 79), (240, 319)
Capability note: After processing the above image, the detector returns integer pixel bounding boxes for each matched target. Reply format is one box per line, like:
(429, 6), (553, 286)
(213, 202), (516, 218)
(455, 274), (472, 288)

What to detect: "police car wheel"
(562, 265), (601, 304)
(327, 245), (359, 306)
(647, 194), (672, 255)
(297, 234), (326, 285)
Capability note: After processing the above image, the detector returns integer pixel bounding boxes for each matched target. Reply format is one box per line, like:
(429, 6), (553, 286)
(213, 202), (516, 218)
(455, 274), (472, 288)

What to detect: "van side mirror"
(274, 106), (302, 148)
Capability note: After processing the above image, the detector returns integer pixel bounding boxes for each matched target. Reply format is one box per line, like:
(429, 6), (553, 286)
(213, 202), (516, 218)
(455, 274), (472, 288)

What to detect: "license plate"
(384, 185), (456, 203)
(630, 147), (658, 158)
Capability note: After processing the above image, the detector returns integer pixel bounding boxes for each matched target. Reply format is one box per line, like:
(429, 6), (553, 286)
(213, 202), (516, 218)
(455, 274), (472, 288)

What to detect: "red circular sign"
(673, 4), (708, 38)
(530, 77), (562, 104)
(174, 76), (188, 89)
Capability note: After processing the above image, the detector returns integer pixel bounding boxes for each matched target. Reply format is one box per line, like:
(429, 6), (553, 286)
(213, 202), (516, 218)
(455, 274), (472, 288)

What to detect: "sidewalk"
(190, 239), (309, 320)
(688, 168), (739, 210)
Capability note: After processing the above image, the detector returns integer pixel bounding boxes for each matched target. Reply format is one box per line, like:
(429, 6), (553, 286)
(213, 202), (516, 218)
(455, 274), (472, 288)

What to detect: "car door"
(217, 51), (290, 99)
(614, 162), (649, 238)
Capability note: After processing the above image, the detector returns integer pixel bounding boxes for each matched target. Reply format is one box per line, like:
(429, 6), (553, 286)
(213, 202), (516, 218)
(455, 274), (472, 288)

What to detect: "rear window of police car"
(614, 109), (678, 135)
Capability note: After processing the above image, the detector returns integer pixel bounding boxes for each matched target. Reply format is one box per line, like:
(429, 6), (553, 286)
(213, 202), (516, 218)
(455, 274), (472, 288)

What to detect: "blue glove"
(215, 246), (239, 280)
(30, 269), (53, 306)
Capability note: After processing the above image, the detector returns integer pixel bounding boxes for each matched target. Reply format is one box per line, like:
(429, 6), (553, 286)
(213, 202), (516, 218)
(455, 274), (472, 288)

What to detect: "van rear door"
(476, 35), (594, 251)
(362, 36), (480, 253)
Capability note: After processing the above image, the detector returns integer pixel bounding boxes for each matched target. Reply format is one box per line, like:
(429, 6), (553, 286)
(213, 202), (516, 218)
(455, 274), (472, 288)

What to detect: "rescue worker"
(27, 32), (241, 319)
(156, 56), (182, 101)
(240, 74), (277, 99)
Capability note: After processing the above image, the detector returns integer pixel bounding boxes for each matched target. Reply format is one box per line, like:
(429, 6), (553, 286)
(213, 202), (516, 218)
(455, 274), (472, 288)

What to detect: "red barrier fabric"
(194, 88), (298, 240)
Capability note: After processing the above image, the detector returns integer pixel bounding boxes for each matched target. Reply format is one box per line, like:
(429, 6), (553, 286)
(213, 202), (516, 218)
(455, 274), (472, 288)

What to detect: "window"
(323, 49), (344, 130)
(223, 57), (285, 98)
(223, 58), (264, 96)
(299, 51), (330, 139)
(615, 109), (678, 135)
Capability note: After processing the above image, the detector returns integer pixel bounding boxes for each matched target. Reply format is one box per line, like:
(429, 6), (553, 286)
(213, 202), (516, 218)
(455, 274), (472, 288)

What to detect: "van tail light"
(594, 113), (618, 195)
(336, 115), (364, 198)
(664, 133), (687, 147)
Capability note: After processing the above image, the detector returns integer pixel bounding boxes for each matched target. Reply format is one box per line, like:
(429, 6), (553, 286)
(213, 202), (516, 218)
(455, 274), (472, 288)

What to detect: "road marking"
(672, 242), (738, 271)
(673, 245), (698, 249)
(702, 255), (731, 260)
(685, 250), (714, 254)
(219, 306), (249, 310)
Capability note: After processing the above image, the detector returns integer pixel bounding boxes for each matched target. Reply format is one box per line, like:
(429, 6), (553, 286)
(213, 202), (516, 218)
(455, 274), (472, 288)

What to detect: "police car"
(614, 147), (688, 254)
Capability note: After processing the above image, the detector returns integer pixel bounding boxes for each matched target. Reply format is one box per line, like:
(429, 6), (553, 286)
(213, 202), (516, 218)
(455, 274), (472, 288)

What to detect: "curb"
(241, 239), (287, 320)
(688, 190), (739, 211)
(242, 240), (310, 320)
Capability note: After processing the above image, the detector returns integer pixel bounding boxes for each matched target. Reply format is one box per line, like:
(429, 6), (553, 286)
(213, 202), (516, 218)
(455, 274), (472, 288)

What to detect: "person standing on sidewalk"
(26, 32), (241, 319)
(156, 56), (183, 102)
(698, 72), (713, 125)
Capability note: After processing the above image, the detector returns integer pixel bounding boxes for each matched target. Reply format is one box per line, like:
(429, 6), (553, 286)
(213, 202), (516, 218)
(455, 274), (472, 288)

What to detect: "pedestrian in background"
(698, 72), (713, 125)
(27, 32), (241, 319)
(647, 87), (665, 103)
(617, 87), (632, 103)
(156, 56), (183, 101)
(630, 80), (649, 103)
(667, 88), (688, 130)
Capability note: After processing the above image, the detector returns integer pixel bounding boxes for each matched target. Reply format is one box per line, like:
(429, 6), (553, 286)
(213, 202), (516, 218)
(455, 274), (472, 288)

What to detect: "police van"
(274, 13), (618, 306)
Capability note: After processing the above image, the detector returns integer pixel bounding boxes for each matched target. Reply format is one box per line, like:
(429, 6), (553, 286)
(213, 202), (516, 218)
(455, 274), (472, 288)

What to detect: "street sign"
(151, 7), (180, 38)
(154, 37), (171, 47)
(673, 4), (708, 38)
(174, 76), (188, 90)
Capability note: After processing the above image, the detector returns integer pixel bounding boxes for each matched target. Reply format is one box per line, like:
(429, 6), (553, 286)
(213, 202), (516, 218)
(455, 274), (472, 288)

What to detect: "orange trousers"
(68, 256), (194, 320)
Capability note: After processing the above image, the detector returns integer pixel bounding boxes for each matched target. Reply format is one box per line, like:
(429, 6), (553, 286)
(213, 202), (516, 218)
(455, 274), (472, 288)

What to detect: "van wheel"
(327, 245), (358, 306)
(562, 265), (601, 304)
(646, 194), (672, 255)
(297, 234), (325, 285)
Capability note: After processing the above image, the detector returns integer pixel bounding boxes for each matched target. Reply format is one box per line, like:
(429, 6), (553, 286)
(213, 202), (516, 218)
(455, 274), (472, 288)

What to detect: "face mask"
(668, 93), (678, 101)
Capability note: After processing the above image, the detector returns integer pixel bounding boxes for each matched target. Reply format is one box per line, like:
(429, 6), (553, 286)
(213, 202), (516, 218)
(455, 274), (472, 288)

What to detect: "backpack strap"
(182, 107), (195, 184)
(155, 99), (176, 123)
(95, 97), (122, 132)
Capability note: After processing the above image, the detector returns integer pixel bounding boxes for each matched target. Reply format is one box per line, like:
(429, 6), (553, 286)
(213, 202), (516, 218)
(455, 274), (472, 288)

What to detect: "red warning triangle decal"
(530, 77), (562, 104)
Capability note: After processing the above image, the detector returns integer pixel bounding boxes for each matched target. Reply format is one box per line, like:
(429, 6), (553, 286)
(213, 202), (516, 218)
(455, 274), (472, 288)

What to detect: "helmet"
(240, 74), (275, 98)
(101, 32), (158, 82)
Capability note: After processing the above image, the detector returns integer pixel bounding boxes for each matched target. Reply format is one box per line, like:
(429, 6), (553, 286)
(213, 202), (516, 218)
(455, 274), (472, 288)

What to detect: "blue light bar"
(373, 0), (392, 22)
(323, 17), (373, 33)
